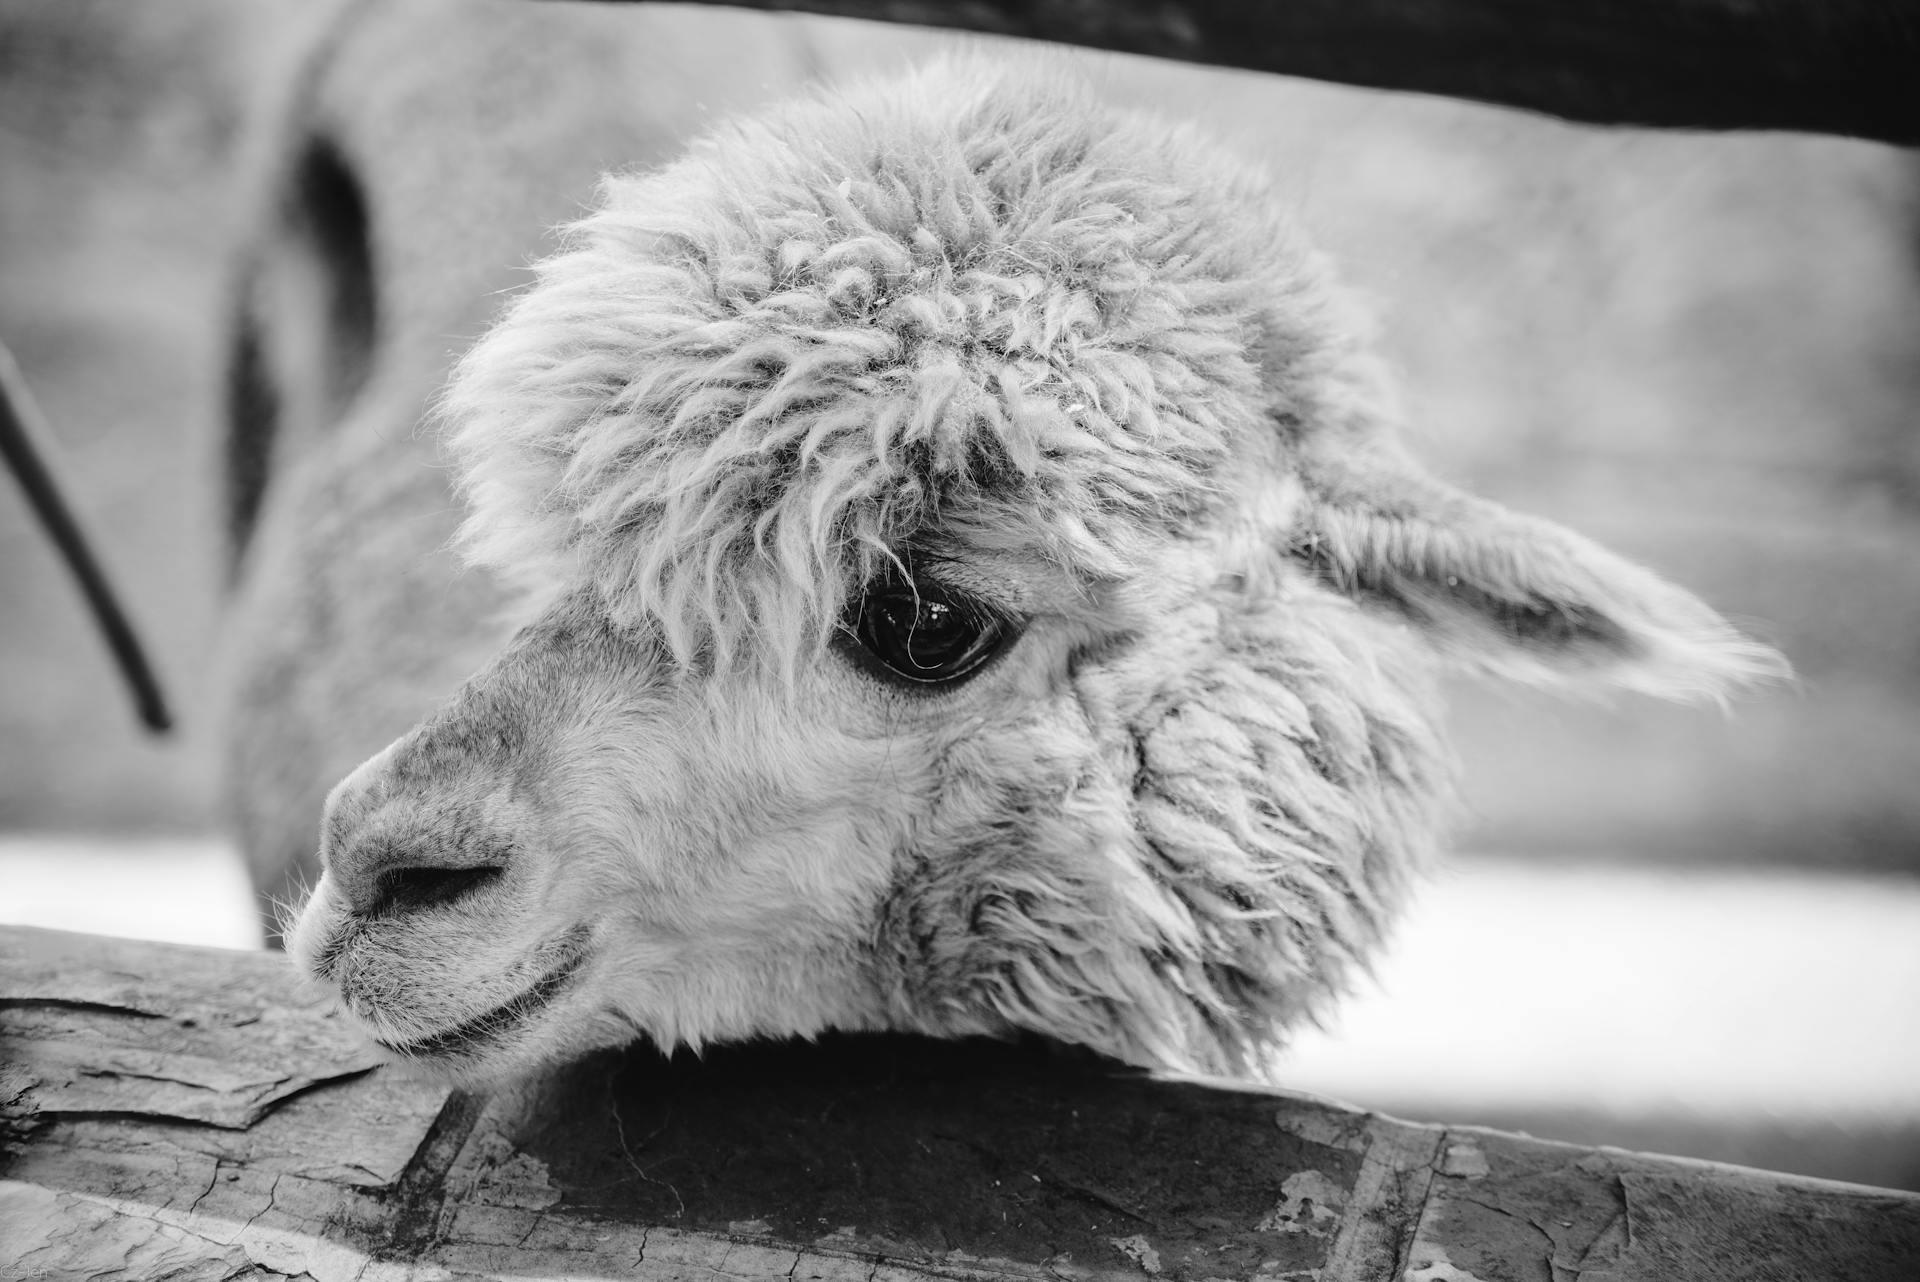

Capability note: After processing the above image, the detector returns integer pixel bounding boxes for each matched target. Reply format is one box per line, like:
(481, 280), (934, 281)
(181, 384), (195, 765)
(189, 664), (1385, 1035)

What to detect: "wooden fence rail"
(561, 0), (1920, 145)
(4, 925), (1916, 1280)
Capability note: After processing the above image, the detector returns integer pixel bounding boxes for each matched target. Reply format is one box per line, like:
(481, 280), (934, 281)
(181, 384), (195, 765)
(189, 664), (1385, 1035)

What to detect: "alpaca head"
(288, 60), (1782, 1082)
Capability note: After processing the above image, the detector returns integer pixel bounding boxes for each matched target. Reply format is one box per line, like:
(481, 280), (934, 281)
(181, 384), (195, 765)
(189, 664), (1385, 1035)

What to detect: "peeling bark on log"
(4, 924), (1917, 1280)
(548, 0), (1920, 146)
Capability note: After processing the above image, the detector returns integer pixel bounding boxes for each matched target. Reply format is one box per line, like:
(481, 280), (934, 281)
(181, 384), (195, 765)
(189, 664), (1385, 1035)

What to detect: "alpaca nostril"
(363, 863), (504, 919)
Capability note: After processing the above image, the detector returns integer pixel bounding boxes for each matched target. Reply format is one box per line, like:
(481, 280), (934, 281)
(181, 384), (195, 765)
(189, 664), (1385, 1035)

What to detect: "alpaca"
(233, 6), (1781, 1083)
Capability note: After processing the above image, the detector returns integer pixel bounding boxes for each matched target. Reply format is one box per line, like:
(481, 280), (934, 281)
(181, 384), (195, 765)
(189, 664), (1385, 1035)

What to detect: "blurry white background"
(2, 0), (1916, 1191)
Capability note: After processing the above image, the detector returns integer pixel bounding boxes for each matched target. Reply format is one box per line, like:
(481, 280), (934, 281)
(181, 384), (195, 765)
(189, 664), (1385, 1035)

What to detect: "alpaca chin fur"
(297, 55), (1786, 1081)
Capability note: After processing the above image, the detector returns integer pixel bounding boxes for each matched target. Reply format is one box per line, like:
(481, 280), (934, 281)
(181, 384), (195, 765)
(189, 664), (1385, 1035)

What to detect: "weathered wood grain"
(548, 0), (1920, 145)
(1, 925), (454, 1280)
(4, 924), (1917, 1280)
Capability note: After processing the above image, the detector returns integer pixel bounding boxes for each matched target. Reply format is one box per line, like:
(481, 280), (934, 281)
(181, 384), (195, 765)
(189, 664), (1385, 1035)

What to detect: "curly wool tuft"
(872, 585), (1450, 1076)
(442, 58), (1347, 670)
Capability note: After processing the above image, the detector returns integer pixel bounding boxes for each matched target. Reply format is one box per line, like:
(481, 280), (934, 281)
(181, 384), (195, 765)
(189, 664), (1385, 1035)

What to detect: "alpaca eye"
(847, 582), (1011, 686)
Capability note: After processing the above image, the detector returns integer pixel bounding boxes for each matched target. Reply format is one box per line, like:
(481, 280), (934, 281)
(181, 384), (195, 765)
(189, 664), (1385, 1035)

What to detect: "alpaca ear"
(1288, 446), (1787, 699)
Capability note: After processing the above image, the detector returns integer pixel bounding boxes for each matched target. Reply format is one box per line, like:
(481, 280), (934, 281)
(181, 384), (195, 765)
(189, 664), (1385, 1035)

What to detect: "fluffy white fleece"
(314, 57), (1789, 1077)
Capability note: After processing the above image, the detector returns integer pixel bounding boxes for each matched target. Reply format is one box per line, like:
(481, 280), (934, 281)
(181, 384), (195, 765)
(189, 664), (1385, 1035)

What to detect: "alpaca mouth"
(375, 938), (590, 1059)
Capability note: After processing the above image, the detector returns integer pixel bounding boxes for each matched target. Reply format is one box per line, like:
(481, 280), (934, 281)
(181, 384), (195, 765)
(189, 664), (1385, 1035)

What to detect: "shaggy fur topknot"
(444, 59), (1350, 669)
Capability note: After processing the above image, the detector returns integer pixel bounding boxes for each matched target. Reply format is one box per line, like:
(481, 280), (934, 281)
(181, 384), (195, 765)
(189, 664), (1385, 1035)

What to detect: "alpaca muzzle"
(317, 741), (518, 924)
(299, 723), (601, 1072)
